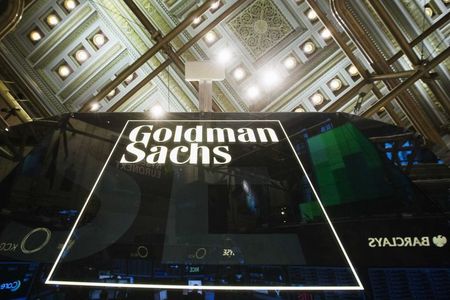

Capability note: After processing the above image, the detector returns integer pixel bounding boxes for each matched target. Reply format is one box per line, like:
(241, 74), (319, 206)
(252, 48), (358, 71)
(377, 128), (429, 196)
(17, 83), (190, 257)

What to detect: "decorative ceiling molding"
(227, 0), (294, 60)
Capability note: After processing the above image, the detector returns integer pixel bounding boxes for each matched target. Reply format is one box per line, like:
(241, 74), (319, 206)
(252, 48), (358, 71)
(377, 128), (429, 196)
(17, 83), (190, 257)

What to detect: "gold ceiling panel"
(227, 0), (293, 59)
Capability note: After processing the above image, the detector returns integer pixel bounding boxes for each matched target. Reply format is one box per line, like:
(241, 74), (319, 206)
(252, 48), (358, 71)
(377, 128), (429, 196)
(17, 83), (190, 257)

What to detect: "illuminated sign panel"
(45, 119), (363, 291)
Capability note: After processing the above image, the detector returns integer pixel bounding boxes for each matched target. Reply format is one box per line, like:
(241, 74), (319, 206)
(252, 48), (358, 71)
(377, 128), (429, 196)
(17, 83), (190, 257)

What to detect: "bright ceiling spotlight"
(283, 56), (297, 70)
(151, 104), (165, 118)
(64, 0), (77, 11)
(46, 14), (60, 27)
(329, 78), (343, 91)
(311, 92), (324, 106)
(232, 67), (246, 81)
(425, 6), (434, 17)
(75, 49), (89, 63)
(247, 85), (260, 99)
(211, 0), (221, 10)
(107, 89), (116, 98)
(124, 73), (135, 84)
(302, 41), (316, 54)
(193, 16), (202, 25)
(29, 30), (42, 42)
(90, 102), (100, 111)
(348, 65), (359, 76)
(217, 48), (232, 64)
(261, 69), (281, 88)
(93, 33), (106, 48)
(57, 64), (71, 78)
(204, 31), (217, 44)
(294, 106), (305, 112)
(306, 9), (318, 21)
(320, 28), (332, 40)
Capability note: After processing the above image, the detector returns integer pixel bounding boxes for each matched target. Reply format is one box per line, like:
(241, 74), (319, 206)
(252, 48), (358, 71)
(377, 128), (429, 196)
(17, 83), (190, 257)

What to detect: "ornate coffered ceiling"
(227, 0), (294, 59)
(0, 0), (449, 149)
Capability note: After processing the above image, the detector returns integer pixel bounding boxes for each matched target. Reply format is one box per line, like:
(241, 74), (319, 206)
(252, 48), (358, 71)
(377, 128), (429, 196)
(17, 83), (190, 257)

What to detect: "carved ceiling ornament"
(228, 0), (293, 59)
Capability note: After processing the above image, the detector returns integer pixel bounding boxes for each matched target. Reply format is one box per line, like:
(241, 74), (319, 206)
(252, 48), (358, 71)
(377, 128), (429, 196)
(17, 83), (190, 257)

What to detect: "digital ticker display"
(2, 112), (447, 296)
(44, 119), (362, 290)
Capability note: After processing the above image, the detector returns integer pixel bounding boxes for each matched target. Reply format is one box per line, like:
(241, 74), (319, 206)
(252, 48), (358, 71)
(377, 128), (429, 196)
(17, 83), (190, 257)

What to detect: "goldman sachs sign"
(45, 119), (363, 291)
(120, 122), (281, 165)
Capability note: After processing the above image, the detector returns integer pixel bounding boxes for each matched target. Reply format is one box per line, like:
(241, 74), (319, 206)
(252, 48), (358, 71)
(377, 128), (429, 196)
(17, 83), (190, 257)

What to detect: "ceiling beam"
(368, 0), (450, 116)
(79, 0), (216, 112)
(387, 12), (450, 65)
(306, 0), (399, 123)
(362, 46), (450, 122)
(107, 0), (247, 112)
(331, 0), (443, 144)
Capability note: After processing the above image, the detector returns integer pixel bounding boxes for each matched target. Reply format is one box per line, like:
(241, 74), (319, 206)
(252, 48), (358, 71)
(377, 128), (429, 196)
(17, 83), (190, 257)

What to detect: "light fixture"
(124, 73), (135, 85)
(46, 14), (60, 27)
(232, 67), (246, 81)
(320, 28), (332, 40)
(193, 16), (202, 25)
(107, 89), (116, 98)
(425, 6), (434, 17)
(294, 106), (305, 112)
(283, 56), (297, 70)
(348, 65), (359, 76)
(329, 78), (343, 91)
(306, 9), (318, 21)
(29, 30), (42, 42)
(90, 103), (100, 111)
(302, 41), (316, 54)
(57, 64), (71, 78)
(75, 49), (89, 63)
(204, 31), (217, 44)
(247, 86), (260, 99)
(63, 0), (78, 11)
(311, 92), (324, 106)
(217, 48), (232, 64)
(211, 0), (221, 10)
(151, 104), (164, 118)
(261, 69), (280, 88)
(92, 33), (107, 48)
(444, 0), (450, 4)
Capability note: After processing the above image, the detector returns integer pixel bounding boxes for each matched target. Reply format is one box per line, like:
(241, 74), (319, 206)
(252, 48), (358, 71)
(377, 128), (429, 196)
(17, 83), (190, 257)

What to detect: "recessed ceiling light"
(294, 106), (305, 112)
(46, 14), (60, 27)
(283, 56), (297, 70)
(348, 65), (359, 76)
(217, 48), (232, 64)
(124, 73), (135, 84)
(90, 103), (100, 111)
(306, 9), (318, 21)
(211, 0), (221, 10)
(93, 33), (107, 48)
(311, 92), (324, 106)
(204, 31), (217, 44)
(193, 16), (202, 25)
(425, 6), (434, 17)
(29, 30), (42, 42)
(107, 89), (116, 98)
(302, 41), (316, 54)
(75, 49), (89, 63)
(261, 69), (281, 88)
(232, 67), (246, 81)
(329, 78), (343, 91)
(151, 104), (165, 118)
(64, 0), (77, 11)
(320, 28), (332, 40)
(247, 86), (260, 99)
(57, 65), (71, 78)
